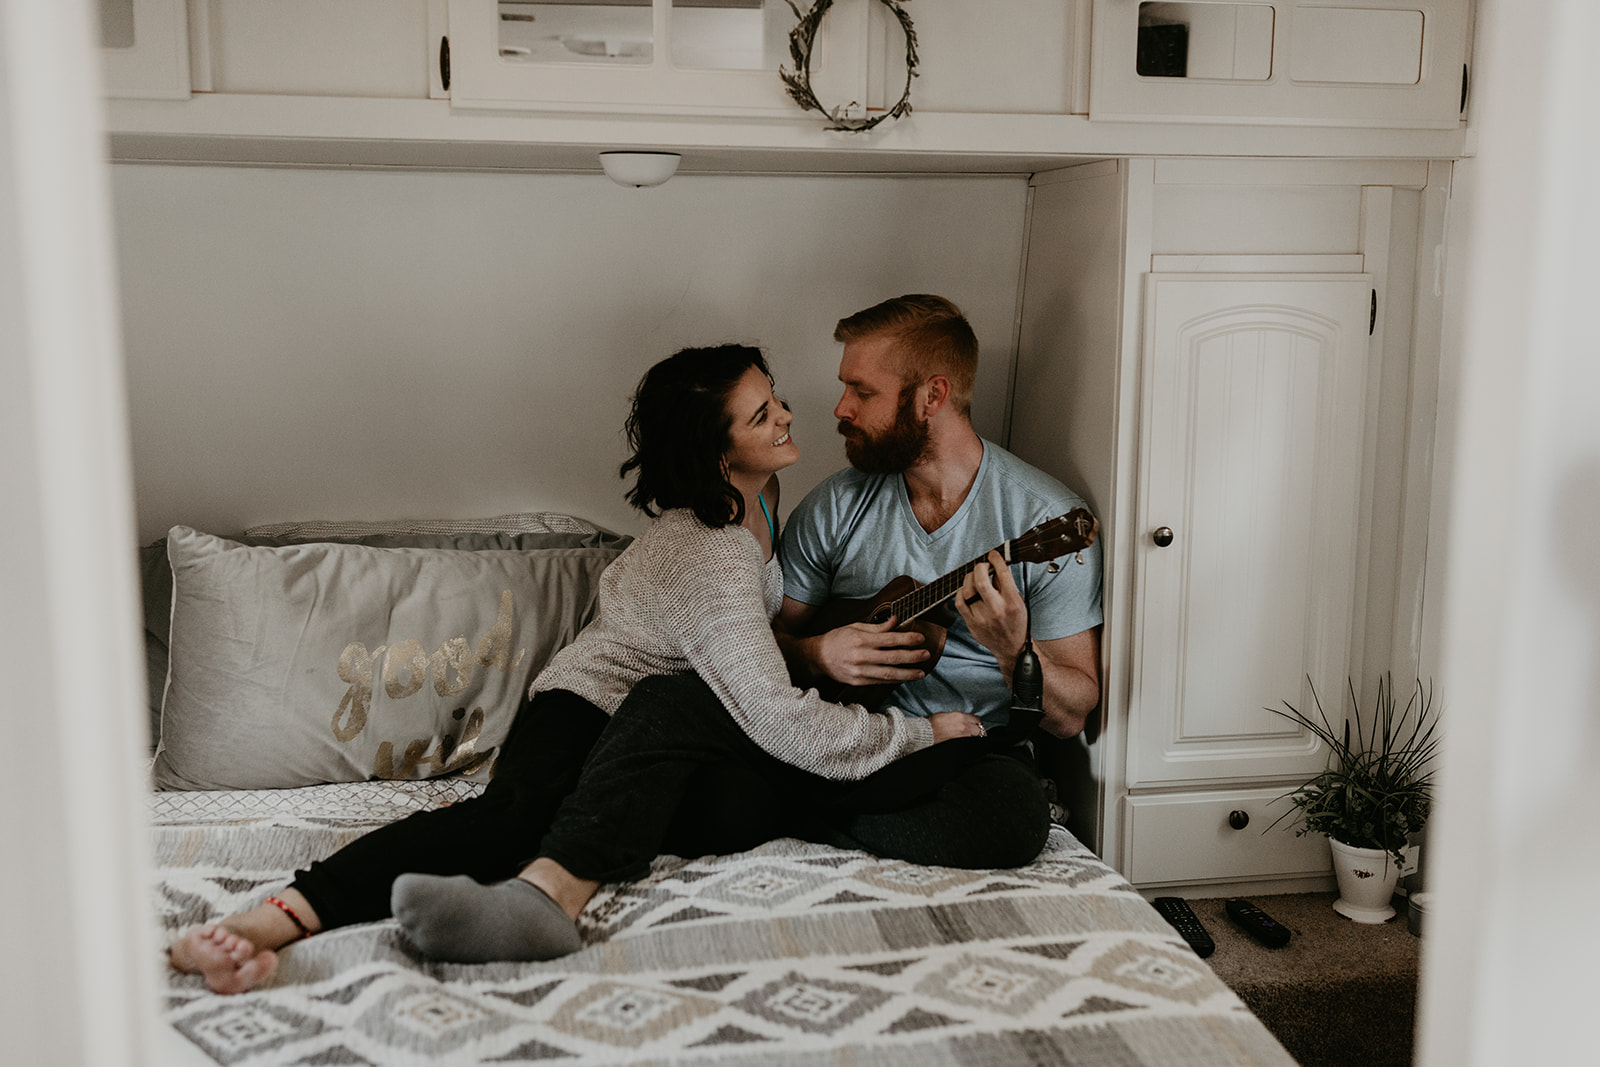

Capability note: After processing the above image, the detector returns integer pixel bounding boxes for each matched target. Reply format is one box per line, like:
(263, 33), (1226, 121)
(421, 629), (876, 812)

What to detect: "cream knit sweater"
(532, 508), (934, 780)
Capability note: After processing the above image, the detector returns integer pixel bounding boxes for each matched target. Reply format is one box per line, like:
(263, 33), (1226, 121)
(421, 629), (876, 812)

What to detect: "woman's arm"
(651, 519), (936, 781)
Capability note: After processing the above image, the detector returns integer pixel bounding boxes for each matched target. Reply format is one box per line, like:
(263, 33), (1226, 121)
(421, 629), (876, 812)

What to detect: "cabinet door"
(99, 0), (190, 99)
(447, 0), (867, 116)
(1128, 274), (1371, 787)
(1090, 0), (1469, 128)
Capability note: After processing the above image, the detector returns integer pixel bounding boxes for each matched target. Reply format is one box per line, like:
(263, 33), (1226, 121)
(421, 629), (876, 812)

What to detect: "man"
(775, 294), (1103, 859)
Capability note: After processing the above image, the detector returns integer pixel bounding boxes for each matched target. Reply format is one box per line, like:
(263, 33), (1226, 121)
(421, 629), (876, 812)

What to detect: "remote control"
(1225, 898), (1292, 948)
(1152, 897), (1215, 958)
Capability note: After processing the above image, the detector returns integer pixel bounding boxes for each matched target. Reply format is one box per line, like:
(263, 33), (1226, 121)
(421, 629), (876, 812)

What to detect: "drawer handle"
(1152, 526), (1174, 548)
(1228, 810), (1250, 830)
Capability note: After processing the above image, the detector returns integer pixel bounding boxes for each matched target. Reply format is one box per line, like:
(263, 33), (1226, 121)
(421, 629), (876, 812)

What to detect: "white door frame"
(1416, 0), (1600, 1064)
(0, 2), (159, 1063)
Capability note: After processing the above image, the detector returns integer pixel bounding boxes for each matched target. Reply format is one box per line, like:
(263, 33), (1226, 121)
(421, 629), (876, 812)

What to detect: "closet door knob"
(1152, 526), (1174, 548)
(1228, 810), (1250, 830)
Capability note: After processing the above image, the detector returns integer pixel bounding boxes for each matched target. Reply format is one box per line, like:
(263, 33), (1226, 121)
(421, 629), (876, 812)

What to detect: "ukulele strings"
(890, 539), (1022, 623)
(879, 511), (1082, 625)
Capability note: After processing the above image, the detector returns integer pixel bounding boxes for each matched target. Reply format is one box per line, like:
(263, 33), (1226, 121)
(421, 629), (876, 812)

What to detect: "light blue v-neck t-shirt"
(781, 440), (1103, 722)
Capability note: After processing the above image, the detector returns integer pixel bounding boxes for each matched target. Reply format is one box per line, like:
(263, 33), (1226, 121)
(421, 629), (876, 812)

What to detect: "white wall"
(1417, 0), (1600, 1062)
(3, 3), (159, 1064)
(111, 165), (1029, 542)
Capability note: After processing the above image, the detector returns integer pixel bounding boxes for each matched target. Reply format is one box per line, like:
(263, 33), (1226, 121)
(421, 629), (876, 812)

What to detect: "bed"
(143, 514), (1297, 1066)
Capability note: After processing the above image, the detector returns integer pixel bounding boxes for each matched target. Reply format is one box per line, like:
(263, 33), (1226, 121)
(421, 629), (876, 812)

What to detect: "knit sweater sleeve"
(648, 515), (934, 781)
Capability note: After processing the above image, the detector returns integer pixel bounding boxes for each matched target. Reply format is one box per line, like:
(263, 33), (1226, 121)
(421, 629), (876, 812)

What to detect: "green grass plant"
(1267, 674), (1440, 867)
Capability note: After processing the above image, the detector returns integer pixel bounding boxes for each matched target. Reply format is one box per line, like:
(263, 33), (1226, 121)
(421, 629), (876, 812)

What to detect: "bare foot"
(170, 924), (279, 995)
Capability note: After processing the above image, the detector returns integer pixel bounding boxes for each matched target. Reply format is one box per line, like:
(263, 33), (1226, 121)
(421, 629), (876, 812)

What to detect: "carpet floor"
(1188, 892), (1420, 1067)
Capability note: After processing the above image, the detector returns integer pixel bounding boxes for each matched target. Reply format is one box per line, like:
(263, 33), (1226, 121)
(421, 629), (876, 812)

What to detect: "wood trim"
(1153, 158), (1432, 188)
(1150, 253), (1365, 273)
(1030, 159), (1119, 187)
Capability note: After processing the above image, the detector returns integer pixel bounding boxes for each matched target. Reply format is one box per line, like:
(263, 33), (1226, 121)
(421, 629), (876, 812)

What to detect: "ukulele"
(798, 508), (1099, 710)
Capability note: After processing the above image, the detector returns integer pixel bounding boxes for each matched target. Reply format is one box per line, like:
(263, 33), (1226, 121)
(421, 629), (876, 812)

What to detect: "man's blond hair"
(833, 294), (978, 417)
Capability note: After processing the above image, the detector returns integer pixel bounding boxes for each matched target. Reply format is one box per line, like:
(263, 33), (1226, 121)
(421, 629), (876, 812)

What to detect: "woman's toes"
(216, 950), (278, 995)
(224, 934), (255, 963)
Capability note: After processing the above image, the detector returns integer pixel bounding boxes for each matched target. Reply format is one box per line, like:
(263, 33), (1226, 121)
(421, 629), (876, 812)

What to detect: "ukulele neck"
(889, 541), (1014, 624)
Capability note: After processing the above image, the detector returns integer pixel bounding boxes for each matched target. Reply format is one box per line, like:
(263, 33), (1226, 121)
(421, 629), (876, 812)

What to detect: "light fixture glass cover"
(599, 151), (681, 188)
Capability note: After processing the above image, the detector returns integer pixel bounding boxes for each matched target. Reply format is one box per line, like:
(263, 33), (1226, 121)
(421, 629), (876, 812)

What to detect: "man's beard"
(839, 385), (931, 474)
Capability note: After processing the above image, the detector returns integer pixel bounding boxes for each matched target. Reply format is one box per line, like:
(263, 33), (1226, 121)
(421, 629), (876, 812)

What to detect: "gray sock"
(391, 873), (582, 963)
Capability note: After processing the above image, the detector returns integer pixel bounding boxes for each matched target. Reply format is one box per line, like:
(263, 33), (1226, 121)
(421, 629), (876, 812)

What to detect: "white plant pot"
(1328, 837), (1402, 923)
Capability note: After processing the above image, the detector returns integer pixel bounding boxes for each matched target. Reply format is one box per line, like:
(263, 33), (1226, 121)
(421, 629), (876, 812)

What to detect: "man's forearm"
(1039, 664), (1098, 738)
(772, 626), (823, 682)
(993, 629), (1101, 739)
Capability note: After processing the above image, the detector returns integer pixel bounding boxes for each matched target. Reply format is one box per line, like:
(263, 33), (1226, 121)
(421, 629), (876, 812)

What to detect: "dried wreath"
(779, 0), (919, 133)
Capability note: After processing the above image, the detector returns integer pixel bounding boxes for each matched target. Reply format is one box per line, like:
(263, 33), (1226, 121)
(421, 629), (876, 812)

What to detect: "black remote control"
(1225, 898), (1291, 948)
(1152, 897), (1215, 958)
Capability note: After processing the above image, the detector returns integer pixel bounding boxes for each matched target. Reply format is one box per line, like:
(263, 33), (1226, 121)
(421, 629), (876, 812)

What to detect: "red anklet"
(265, 895), (312, 940)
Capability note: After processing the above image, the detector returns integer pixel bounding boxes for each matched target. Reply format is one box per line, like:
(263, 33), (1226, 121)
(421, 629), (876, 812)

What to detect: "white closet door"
(1128, 274), (1372, 786)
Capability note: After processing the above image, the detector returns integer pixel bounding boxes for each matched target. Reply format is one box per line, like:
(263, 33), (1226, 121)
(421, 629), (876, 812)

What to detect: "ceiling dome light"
(598, 151), (681, 188)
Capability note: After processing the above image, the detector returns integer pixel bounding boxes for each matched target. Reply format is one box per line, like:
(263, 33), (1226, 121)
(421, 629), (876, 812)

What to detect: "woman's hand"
(928, 711), (986, 743)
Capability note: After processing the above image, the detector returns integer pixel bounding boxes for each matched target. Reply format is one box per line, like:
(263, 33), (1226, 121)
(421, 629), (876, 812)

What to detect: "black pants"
(293, 677), (1051, 931)
(291, 688), (772, 930)
(538, 673), (1052, 885)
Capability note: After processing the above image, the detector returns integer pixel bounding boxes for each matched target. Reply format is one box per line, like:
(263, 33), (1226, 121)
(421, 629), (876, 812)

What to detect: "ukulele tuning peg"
(1075, 552), (1085, 565)
(1046, 561), (1061, 574)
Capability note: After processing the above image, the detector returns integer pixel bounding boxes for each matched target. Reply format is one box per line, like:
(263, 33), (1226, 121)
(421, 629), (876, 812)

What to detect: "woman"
(172, 344), (984, 993)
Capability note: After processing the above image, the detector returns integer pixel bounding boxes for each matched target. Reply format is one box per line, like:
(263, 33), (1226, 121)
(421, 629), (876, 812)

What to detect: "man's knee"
(961, 756), (1051, 866)
(625, 672), (719, 711)
(615, 673), (737, 734)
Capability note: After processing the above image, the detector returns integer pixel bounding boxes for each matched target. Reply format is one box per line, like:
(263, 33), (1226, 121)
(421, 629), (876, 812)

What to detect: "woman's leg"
(394, 674), (797, 962)
(536, 673), (797, 884)
(292, 689), (609, 927)
(171, 689), (609, 992)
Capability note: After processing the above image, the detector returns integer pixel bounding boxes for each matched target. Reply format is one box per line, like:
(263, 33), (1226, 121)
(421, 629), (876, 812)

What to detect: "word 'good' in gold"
(332, 589), (527, 743)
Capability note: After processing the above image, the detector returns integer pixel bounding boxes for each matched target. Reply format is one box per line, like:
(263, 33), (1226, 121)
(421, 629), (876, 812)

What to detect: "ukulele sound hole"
(869, 608), (893, 625)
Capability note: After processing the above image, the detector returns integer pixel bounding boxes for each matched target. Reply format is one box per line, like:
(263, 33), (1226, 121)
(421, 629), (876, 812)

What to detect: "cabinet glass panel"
(99, 0), (136, 48)
(670, 0), (790, 71)
(1137, 2), (1274, 81)
(498, 1), (654, 65)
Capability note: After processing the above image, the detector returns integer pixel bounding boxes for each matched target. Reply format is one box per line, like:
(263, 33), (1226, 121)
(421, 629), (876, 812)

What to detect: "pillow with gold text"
(151, 526), (625, 790)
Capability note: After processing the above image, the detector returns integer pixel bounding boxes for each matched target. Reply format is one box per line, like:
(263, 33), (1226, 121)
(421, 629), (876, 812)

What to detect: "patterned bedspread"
(152, 781), (1295, 1066)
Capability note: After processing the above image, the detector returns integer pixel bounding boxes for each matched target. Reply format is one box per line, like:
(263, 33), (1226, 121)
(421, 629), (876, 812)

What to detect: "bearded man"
(773, 294), (1103, 863)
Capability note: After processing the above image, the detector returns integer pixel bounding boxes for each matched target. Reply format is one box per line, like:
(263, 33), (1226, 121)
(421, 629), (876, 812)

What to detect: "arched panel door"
(1129, 274), (1373, 786)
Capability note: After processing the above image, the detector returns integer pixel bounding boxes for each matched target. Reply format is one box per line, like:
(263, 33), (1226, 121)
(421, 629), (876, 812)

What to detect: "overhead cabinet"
(1091, 0), (1472, 127)
(444, 0), (1083, 118)
(99, 0), (190, 99)
(446, 0), (871, 116)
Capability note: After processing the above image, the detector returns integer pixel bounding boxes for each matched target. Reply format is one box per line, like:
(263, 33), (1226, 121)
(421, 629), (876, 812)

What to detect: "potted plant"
(1267, 675), (1441, 923)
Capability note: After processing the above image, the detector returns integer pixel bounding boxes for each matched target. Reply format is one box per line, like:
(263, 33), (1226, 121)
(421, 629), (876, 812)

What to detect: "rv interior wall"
(1418, 0), (1600, 1063)
(111, 165), (1030, 541)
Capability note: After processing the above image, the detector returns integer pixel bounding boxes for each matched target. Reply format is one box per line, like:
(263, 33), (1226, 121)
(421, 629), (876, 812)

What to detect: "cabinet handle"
(1228, 810), (1250, 830)
(1152, 526), (1174, 548)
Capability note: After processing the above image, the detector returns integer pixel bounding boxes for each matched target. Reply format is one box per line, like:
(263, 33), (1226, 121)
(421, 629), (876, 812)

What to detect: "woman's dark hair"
(620, 344), (772, 528)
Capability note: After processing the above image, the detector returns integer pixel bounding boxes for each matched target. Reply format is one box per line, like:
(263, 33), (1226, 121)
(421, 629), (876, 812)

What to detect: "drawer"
(1124, 787), (1332, 886)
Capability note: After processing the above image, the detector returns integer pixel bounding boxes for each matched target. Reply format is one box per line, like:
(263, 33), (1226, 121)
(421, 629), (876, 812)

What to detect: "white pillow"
(152, 526), (625, 791)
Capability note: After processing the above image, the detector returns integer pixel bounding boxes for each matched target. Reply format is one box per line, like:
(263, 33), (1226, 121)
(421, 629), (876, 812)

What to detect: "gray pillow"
(151, 526), (628, 791)
(138, 523), (627, 751)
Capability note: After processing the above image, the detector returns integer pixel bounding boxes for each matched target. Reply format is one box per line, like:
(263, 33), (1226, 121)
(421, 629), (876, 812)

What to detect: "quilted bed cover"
(152, 780), (1296, 1066)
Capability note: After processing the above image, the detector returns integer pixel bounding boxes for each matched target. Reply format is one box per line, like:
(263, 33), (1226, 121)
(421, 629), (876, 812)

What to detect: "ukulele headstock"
(1012, 508), (1099, 565)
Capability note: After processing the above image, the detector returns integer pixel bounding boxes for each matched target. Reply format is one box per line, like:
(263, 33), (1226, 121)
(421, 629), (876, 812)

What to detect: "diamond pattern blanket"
(152, 781), (1294, 1066)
